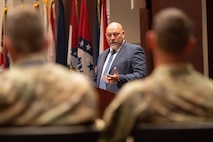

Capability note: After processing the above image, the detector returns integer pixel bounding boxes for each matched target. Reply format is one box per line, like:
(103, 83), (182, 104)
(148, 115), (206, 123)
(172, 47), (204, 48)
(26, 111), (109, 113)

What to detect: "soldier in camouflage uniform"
(0, 7), (98, 126)
(99, 8), (213, 142)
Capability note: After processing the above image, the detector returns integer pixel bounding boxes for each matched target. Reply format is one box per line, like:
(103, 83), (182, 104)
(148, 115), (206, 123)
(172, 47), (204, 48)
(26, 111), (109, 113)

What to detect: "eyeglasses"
(105, 32), (121, 38)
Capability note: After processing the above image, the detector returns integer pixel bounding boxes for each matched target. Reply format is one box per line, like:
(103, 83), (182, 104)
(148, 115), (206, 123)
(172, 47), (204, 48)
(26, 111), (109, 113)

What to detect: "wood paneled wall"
(140, 2), (153, 75)
(206, 0), (213, 78)
(140, 0), (204, 75)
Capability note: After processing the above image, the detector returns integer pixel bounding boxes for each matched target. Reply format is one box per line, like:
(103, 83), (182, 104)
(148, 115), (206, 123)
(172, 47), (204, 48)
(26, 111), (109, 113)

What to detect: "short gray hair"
(153, 8), (193, 53)
(6, 6), (45, 54)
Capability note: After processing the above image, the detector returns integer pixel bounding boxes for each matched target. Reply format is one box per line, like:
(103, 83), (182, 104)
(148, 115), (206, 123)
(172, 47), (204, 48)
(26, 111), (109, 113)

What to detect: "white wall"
(110, 0), (141, 44)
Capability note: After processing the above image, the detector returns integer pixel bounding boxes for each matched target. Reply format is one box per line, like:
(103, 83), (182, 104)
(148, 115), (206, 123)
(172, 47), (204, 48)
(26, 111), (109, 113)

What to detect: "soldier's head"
(147, 7), (196, 57)
(5, 6), (47, 62)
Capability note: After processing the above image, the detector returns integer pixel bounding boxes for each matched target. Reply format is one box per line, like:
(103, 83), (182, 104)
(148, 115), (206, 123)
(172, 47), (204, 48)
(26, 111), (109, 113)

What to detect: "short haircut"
(153, 8), (194, 53)
(6, 6), (45, 54)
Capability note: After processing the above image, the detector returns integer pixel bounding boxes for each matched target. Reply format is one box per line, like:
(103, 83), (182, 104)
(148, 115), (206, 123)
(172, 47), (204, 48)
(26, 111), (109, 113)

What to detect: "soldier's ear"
(146, 30), (156, 51)
(4, 36), (16, 63)
(184, 35), (196, 56)
(4, 36), (12, 52)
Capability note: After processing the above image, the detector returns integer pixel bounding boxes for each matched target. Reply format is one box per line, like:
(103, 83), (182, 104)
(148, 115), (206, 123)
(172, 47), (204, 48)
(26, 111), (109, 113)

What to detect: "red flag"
(78, 0), (94, 81)
(99, 0), (108, 54)
(49, 0), (56, 41)
(0, 5), (9, 70)
(67, 0), (79, 69)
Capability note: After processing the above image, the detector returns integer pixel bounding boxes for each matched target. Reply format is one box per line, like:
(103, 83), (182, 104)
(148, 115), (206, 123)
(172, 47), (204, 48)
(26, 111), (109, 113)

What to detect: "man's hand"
(102, 67), (120, 84)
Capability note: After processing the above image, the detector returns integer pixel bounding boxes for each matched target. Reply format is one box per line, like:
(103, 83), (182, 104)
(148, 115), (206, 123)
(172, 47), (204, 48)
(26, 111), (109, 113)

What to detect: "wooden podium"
(94, 87), (116, 118)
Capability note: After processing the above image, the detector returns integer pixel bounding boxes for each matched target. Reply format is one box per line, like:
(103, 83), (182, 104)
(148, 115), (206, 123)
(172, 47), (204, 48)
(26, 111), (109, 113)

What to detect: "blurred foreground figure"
(99, 7), (213, 142)
(0, 6), (98, 126)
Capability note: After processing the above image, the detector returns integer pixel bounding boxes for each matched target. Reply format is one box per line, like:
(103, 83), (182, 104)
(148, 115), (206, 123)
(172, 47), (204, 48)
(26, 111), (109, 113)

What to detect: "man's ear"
(146, 30), (156, 51)
(184, 36), (196, 55)
(121, 30), (125, 39)
(4, 36), (16, 63)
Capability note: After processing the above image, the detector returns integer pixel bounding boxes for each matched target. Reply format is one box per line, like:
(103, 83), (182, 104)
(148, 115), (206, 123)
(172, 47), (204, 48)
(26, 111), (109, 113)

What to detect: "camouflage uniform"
(99, 63), (213, 142)
(0, 53), (98, 126)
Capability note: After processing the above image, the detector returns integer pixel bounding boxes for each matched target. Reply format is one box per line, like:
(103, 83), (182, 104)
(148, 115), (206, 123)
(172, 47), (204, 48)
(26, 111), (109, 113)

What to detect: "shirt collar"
(110, 40), (125, 53)
(152, 62), (194, 78)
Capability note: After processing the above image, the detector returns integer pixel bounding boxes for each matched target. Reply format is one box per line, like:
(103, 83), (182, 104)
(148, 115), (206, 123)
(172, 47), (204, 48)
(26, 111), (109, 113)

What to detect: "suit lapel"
(98, 49), (110, 79)
(109, 42), (127, 73)
(100, 49), (110, 68)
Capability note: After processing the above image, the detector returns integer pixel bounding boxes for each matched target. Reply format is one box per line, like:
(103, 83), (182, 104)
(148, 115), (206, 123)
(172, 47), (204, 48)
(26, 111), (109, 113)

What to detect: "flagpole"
(106, 0), (110, 23)
(46, 0), (56, 63)
(43, 0), (49, 32)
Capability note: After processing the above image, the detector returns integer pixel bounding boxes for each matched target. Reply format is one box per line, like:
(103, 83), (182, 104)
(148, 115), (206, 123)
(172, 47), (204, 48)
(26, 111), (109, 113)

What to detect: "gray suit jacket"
(94, 42), (147, 93)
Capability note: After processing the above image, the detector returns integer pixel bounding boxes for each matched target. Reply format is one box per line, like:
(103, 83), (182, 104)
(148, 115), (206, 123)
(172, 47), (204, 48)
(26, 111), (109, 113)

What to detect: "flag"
(56, 0), (68, 66)
(78, 0), (94, 81)
(49, 0), (56, 41)
(0, 4), (9, 71)
(67, 0), (79, 69)
(93, 0), (101, 67)
(46, 0), (56, 62)
(99, 0), (108, 54)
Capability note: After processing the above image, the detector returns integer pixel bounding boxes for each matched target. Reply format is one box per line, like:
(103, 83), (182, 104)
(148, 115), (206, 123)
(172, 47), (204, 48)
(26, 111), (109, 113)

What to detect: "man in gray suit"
(94, 22), (147, 93)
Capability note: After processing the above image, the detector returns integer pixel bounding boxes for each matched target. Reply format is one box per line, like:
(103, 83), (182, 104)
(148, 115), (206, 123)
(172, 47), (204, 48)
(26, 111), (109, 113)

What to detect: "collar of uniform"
(152, 62), (194, 78)
(13, 53), (47, 67)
